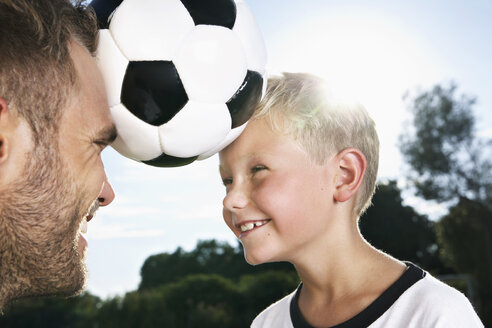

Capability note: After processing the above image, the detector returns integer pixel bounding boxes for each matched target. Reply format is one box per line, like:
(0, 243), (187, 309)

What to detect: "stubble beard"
(0, 141), (88, 305)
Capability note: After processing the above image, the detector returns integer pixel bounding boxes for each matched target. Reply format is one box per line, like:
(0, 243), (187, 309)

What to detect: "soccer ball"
(91, 0), (267, 167)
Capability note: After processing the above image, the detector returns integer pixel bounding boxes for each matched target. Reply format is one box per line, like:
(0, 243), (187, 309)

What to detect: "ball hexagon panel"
(90, 0), (124, 28)
(121, 61), (188, 126)
(232, 1), (267, 75)
(110, 0), (195, 61)
(96, 30), (129, 108)
(197, 122), (247, 160)
(110, 103), (163, 161)
(173, 25), (247, 103)
(158, 100), (231, 158)
(143, 153), (198, 167)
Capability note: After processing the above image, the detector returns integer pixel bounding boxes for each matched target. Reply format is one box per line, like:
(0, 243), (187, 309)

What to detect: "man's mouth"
(79, 200), (100, 236)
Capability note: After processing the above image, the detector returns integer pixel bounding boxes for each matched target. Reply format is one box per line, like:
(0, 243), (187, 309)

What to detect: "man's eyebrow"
(96, 125), (118, 144)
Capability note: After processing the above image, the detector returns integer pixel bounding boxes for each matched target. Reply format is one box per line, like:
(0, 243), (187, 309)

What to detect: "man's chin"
(45, 263), (88, 299)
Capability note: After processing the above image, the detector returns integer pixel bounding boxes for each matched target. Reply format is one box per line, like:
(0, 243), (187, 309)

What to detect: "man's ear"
(0, 97), (11, 164)
(333, 148), (367, 203)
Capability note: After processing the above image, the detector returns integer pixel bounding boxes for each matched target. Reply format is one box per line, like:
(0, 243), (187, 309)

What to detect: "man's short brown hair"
(0, 0), (99, 141)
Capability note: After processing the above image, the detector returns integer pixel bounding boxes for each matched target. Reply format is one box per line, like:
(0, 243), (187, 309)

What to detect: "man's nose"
(98, 180), (115, 206)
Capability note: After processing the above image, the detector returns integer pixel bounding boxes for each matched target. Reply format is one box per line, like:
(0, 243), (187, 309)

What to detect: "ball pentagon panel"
(90, 0), (124, 28)
(121, 61), (188, 126)
(180, 0), (237, 29)
(227, 70), (263, 128)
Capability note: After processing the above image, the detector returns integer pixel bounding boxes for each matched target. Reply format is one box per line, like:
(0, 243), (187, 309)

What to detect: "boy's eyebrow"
(96, 125), (118, 144)
(218, 164), (227, 175)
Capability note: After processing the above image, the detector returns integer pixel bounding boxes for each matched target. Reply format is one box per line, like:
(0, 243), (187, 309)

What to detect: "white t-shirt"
(251, 263), (483, 328)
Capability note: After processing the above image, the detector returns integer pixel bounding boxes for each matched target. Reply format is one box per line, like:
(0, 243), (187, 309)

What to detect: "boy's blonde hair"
(253, 72), (379, 216)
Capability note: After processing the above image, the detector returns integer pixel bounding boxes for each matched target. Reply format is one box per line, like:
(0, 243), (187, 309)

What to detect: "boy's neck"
(292, 219), (406, 327)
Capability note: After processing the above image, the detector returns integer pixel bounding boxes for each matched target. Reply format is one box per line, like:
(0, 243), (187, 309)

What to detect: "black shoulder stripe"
(290, 263), (426, 328)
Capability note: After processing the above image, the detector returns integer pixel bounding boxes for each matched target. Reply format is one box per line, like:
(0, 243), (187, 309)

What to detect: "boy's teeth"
(241, 223), (254, 232)
(240, 220), (269, 232)
(80, 220), (88, 234)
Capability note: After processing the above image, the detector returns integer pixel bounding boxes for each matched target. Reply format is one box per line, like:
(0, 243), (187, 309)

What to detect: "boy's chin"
(243, 251), (269, 266)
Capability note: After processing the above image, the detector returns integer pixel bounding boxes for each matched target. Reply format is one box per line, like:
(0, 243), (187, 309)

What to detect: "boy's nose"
(98, 180), (115, 206)
(223, 187), (249, 212)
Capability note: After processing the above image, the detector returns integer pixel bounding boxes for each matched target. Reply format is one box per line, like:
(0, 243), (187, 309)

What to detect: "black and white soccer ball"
(90, 0), (267, 167)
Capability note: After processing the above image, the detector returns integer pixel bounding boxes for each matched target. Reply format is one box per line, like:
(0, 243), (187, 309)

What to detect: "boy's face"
(219, 118), (338, 265)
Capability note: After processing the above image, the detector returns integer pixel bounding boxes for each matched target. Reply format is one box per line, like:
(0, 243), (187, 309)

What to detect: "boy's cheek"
(222, 209), (235, 232)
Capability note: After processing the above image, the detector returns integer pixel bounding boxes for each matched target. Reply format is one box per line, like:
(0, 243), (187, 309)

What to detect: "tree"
(239, 270), (299, 321)
(139, 239), (295, 290)
(399, 82), (492, 206)
(399, 82), (492, 325)
(359, 181), (442, 272)
(436, 198), (492, 321)
(0, 292), (101, 328)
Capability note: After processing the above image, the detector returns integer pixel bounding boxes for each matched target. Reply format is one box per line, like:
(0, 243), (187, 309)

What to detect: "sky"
(85, 0), (492, 299)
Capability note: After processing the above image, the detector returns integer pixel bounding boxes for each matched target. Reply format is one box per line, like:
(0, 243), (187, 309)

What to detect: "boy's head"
(252, 72), (379, 215)
(219, 72), (380, 264)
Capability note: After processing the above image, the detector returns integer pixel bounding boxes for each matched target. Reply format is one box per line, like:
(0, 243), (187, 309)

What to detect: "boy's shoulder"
(251, 267), (484, 328)
(374, 271), (483, 327)
(251, 289), (296, 328)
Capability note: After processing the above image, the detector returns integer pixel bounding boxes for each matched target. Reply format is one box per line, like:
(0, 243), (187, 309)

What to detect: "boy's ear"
(333, 148), (367, 203)
(0, 97), (12, 164)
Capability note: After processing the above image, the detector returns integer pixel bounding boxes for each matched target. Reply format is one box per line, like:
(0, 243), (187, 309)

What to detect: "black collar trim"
(290, 262), (426, 328)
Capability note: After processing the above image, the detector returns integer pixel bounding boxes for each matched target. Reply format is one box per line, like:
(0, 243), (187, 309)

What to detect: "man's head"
(0, 0), (116, 307)
(252, 72), (379, 216)
(0, 0), (99, 140)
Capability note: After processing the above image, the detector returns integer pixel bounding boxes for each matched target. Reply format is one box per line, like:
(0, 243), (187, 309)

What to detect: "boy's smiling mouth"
(235, 219), (271, 237)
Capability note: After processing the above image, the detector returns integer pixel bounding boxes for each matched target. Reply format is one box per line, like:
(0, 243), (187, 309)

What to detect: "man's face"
(0, 41), (116, 300)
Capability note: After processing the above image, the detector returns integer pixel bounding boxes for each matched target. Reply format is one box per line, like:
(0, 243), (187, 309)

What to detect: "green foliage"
(96, 291), (178, 328)
(92, 270), (299, 328)
(156, 274), (240, 327)
(399, 83), (492, 204)
(399, 82), (492, 325)
(436, 197), (492, 320)
(360, 180), (443, 272)
(239, 270), (299, 319)
(0, 292), (101, 328)
(437, 198), (492, 283)
(139, 239), (295, 290)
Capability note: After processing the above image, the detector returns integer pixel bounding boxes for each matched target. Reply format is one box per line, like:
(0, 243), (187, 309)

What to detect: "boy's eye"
(251, 165), (267, 174)
(222, 178), (233, 186)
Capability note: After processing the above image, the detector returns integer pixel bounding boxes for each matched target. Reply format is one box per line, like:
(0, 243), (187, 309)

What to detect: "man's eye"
(251, 165), (267, 173)
(93, 142), (108, 153)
